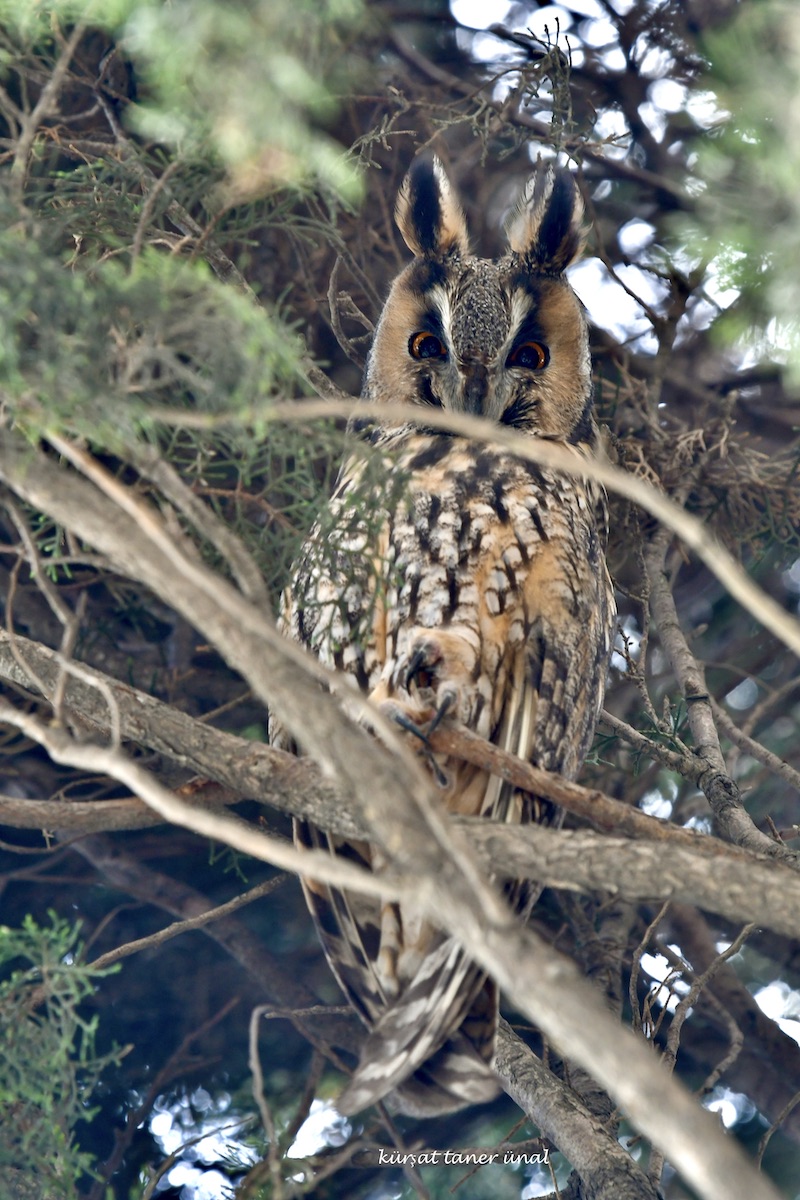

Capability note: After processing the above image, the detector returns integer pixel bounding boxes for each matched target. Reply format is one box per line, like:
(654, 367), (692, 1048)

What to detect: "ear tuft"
(505, 166), (586, 272)
(395, 154), (469, 258)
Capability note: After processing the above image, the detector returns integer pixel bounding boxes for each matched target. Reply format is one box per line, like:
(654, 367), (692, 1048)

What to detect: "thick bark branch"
(495, 1021), (661, 1200)
(0, 627), (360, 836)
(3, 633), (800, 938)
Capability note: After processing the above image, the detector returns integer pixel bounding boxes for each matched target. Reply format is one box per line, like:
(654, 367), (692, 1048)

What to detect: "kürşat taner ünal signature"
(377, 1148), (550, 1167)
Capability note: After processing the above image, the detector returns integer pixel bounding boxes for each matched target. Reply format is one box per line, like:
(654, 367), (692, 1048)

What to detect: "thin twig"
(11, 16), (89, 200)
(662, 924), (755, 1075)
(131, 156), (183, 264)
(87, 876), (286, 970)
(127, 442), (271, 606)
(646, 525), (789, 859)
(248, 1005), (284, 1199)
(629, 900), (671, 1037)
(756, 1087), (800, 1169)
(710, 697), (800, 794)
(700, 991), (744, 1096)
(4, 556), (51, 699)
(283, 1050), (325, 1146)
(327, 256), (368, 367)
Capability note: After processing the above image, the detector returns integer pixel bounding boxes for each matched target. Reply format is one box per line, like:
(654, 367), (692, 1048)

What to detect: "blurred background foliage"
(687, 0), (800, 366)
(0, 914), (121, 1197)
(0, 1), (798, 1198)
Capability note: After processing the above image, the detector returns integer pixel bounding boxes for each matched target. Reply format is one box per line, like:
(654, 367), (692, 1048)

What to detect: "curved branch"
(710, 696), (800, 794)
(159, 396), (800, 660)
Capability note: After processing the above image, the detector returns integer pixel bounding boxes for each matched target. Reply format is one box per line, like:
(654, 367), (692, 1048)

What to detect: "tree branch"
(710, 696), (800, 795)
(11, 17), (88, 200)
(495, 1020), (661, 1200)
(86, 876), (287, 971)
(3, 633), (800, 939)
(68, 831), (357, 1063)
(278, 399), (800, 659)
(645, 528), (793, 862)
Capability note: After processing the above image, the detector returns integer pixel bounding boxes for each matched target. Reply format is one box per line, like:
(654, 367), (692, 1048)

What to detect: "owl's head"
(363, 155), (594, 446)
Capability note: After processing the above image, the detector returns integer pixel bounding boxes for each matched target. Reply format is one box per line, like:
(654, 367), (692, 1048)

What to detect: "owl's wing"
(500, 475), (614, 780)
(272, 484), (489, 1114)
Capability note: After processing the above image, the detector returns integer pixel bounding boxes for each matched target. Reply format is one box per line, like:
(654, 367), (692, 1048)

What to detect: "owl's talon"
(428, 756), (450, 788)
(427, 690), (455, 736)
(388, 693), (453, 744)
(390, 709), (432, 745)
(385, 707), (451, 787)
(405, 645), (438, 691)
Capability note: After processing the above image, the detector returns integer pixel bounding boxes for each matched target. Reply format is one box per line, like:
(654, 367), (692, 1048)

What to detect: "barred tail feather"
(337, 967), (499, 1116)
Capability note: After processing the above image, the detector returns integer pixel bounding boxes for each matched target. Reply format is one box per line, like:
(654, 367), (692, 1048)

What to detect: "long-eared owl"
(270, 155), (616, 1117)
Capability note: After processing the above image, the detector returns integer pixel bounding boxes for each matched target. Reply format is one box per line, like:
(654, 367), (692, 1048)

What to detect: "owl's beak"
(461, 361), (489, 415)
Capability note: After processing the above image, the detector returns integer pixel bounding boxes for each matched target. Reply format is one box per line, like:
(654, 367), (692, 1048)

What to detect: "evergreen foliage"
(0, 914), (120, 1198)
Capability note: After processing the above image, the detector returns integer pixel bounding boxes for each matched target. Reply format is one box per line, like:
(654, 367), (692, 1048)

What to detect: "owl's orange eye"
(508, 341), (548, 370)
(409, 331), (447, 360)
